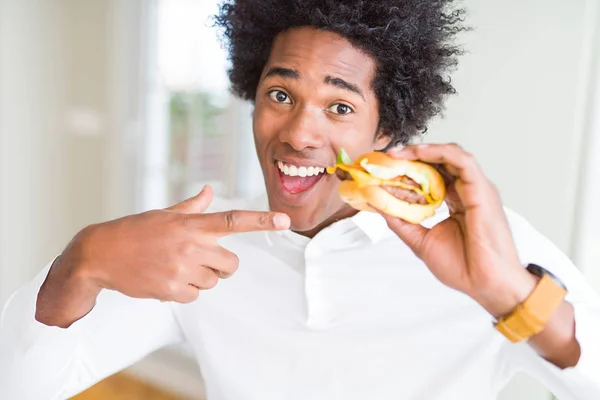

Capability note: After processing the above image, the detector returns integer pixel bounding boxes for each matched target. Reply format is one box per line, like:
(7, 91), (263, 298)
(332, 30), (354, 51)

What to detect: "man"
(1, 0), (599, 399)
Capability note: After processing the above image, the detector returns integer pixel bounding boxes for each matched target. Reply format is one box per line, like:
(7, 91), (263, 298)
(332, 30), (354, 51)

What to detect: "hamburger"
(327, 149), (447, 224)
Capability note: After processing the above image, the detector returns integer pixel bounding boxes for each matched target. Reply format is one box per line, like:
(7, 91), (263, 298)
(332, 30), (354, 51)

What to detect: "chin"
(266, 194), (321, 231)
(272, 202), (318, 230)
(288, 214), (321, 232)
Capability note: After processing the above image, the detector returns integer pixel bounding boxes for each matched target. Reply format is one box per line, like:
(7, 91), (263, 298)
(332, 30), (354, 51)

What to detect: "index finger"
(194, 210), (291, 235)
(388, 143), (483, 184)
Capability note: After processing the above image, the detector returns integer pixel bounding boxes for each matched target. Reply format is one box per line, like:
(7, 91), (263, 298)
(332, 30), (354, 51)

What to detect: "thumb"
(379, 212), (428, 255)
(167, 185), (214, 214)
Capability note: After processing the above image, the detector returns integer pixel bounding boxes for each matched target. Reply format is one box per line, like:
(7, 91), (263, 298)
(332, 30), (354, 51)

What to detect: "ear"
(373, 126), (392, 150)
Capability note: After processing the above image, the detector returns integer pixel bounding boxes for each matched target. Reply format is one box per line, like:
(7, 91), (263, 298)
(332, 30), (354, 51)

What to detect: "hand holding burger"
(332, 144), (542, 324)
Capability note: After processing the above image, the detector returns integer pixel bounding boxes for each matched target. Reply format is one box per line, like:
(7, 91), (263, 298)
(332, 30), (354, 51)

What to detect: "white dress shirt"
(1, 197), (599, 400)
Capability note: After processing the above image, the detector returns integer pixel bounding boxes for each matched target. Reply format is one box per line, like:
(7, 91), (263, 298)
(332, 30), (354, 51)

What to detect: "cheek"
(252, 104), (274, 149)
(338, 110), (382, 156)
(251, 113), (272, 173)
(330, 125), (381, 160)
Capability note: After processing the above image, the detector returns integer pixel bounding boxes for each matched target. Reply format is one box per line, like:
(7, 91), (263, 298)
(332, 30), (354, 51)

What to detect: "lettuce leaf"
(337, 148), (352, 164)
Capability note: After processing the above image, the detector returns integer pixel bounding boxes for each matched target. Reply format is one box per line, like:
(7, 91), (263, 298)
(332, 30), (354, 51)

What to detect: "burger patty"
(335, 169), (427, 204)
(394, 175), (420, 188)
(382, 185), (428, 205)
(335, 169), (354, 181)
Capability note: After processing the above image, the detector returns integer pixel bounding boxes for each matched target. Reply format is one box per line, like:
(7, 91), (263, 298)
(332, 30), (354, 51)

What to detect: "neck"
(293, 205), (358, 239)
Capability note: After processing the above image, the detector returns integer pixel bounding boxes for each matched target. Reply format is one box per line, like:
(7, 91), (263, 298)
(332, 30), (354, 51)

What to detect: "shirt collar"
(250, 193), (450, 246)
(250, 193), (391, 245)
(350, 201), (451, 243)
(349, 211), (394, 244)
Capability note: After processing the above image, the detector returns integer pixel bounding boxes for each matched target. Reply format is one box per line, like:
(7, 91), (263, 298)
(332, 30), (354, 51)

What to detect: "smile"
(276, 160), (326, 177)
(274, 159), (329, 196)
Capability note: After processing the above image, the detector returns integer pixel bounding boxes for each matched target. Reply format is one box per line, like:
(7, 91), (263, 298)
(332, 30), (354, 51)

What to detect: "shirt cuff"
(531, 300), (600, 396)
(1, 258), (87, 355)
(565, 302), (600, 382)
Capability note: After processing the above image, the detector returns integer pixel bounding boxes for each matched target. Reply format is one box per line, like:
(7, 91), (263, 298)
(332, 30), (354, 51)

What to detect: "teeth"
(277, 161), (325, 177)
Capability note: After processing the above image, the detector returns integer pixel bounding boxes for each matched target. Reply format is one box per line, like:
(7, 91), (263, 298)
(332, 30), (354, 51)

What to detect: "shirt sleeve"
(502, 209), (600, 399)
(0, 259), (185, 400)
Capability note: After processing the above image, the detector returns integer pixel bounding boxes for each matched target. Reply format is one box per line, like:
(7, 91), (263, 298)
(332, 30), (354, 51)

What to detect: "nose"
(278, 106), (326, 151)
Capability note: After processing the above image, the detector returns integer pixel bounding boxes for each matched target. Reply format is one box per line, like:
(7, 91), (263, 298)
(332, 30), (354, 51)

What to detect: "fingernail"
(273, 213), (290, 229)
(219, 271), (231, 279)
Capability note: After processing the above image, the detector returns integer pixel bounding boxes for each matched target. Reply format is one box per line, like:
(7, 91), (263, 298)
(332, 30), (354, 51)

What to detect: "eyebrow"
(264, 66), (299, 80)
(263, 66), (366, 101)
(324, 75), (365, 101)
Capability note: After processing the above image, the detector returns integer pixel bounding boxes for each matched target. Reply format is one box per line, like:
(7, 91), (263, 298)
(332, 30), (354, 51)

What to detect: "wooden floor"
(72, 372), (187, 400)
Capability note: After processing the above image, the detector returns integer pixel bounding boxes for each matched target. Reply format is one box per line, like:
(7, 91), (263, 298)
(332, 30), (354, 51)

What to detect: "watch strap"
(494, 274), (567, 343)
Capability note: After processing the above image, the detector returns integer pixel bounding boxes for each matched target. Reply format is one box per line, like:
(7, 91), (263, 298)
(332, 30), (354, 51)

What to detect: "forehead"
(265, 27), (376, 86)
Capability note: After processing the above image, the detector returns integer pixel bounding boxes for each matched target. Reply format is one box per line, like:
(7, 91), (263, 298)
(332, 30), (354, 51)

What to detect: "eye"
(327, 103), (354, 115)
(268, 90), (292, 104)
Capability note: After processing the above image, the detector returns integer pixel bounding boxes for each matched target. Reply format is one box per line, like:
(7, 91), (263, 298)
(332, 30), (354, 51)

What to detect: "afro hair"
(214, 0), (467, 145)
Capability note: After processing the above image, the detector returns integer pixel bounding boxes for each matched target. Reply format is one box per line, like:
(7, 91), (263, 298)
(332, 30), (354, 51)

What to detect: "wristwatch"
(494, 263), (567, 343)
(525, 263), (566, 289)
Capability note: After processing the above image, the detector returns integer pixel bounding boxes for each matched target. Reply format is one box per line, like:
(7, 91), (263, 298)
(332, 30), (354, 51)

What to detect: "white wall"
(571, 4), (600, 294)
(0, 0), (140, 306)
(425, 1), (600, 399)
(0, 0), (69, 306)
(427, 0), (595, 252)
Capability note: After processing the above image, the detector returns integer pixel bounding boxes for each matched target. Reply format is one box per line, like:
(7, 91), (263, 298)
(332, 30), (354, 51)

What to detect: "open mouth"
(275, 160), (327, 194)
